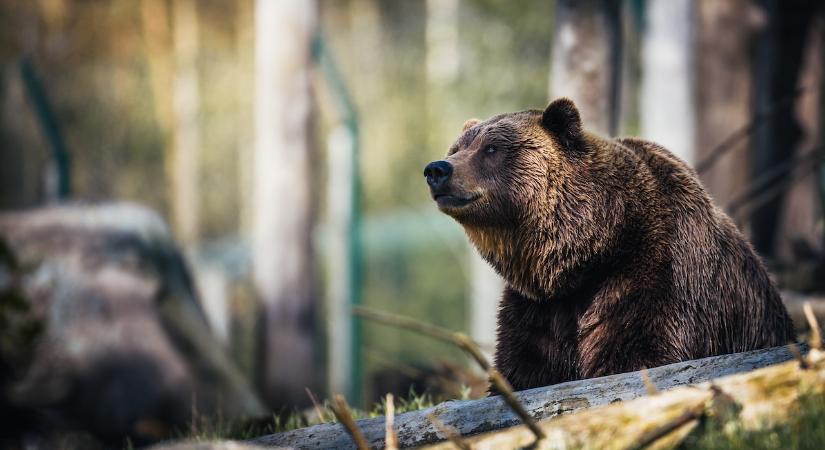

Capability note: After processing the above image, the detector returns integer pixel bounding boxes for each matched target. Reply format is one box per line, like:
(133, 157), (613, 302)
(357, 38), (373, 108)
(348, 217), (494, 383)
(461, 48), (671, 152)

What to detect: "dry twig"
(804, 302), (823, 350)
(787, 342), (810, 370)
(696, 86), (810, 174)
(305, 387), (328, 423)
(385, 393), (399, 450)
(640, 368), (658, 395)
(487, 369), (546, 441)
(631, 383), (741, 450)
(629, 401), (705, 450)
(330, 394), (369, 450)
(427, 413), (472, 450)
(354, 306), (546, 442)
(726, 148), (822, 215)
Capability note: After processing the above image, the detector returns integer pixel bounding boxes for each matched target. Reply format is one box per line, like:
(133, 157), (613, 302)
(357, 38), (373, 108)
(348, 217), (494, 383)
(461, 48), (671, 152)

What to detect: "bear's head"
(424, 98), (586, 225)
(424, 98), (622, 299)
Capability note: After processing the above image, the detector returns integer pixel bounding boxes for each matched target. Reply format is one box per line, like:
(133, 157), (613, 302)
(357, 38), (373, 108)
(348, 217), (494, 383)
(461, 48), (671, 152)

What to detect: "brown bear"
(424, 98), (795, 391)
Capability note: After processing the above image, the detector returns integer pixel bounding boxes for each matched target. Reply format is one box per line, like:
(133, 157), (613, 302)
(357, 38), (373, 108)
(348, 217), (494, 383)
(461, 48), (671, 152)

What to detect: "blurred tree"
(693, 0), (762, 207)
(236, 0), (254, 237)
(771, 8), (824, 268)
(0, 65), (49, 210)
(140, 0), (174, 159)
(550, 0), (621, 136)
(171, 0), (201, 246)
(751, 0), (822, 259)
(253, 0), (319, 408)
(640, 0), (695, 164)
(140, 0), (201, 246)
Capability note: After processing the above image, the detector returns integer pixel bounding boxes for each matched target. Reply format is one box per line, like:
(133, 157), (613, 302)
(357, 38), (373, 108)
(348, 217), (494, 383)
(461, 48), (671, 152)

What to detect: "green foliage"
(360, 212), (470, 404)
(0, 238), (43, 376)
(680, 393), (825, 450)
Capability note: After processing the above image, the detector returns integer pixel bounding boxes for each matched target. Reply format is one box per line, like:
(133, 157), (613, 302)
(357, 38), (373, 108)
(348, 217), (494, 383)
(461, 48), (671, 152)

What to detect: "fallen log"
(424, 347), (825, 450)
(250, 344), (803, 449)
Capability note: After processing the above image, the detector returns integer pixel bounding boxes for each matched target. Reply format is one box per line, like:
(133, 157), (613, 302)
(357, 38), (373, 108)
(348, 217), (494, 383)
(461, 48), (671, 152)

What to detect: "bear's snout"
(424, 160), (453, 191)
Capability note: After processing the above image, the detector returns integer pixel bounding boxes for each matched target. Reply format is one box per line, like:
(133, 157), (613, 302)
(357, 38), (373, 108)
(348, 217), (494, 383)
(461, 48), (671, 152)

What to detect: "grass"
(179, 386), (447, 442)
(680, 392), (825, 450)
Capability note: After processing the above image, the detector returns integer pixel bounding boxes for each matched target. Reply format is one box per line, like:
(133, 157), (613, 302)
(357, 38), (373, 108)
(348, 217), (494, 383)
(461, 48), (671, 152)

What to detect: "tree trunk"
(773, 12), (824, 264)
(549, 0), (621, 136)
(235, 0), (255, 238)
(693, 0), (760, 206)
(253, 0), (319, 408)
(142, 0), (202, 246)
(170, 0), (201, 246)
(641, 0), (695, 164)
(326, 125), (357, 402)
(750, 0), (819, 258)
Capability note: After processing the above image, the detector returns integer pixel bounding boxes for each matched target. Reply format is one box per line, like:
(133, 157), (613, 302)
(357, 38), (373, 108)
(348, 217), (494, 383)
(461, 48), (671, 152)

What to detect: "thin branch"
(364, 348), (466, 398)
(731, 157), (823, 222)
(438, 359), (489, 393)
(305, 387), (328, 423)
(488, 368), (546, 441)
(726, 147), (822, 214)
(631, 383), (741, 450)
(385, 394), (398, 450)
(696, 86), (811, 175)
(354, 307), (491, 370)
(640, 368), (658, 395)
(330, 394), (369, 450)
(787, 342), (810, 370)
(427, 413), (473, 450)
(355, 306), (545, 442)
(353, 306), (460, 348)
(629, 401), (705, 450)
(804, 302), (823, 351)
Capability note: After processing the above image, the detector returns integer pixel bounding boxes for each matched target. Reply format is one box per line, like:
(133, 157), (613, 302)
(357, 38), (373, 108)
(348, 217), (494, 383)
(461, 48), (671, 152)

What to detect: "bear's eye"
(484, 144), (496, 155)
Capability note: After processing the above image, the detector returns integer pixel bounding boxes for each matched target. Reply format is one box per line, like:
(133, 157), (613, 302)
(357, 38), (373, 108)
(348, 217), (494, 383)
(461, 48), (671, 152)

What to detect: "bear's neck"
(464, 224), (580, 301)
(463, 226), (539, 299)
(463, 186), (633, 301)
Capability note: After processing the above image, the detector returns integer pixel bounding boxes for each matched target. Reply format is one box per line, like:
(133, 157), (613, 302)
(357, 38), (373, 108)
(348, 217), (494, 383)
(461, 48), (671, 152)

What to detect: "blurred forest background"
(1, 0), (824, 447)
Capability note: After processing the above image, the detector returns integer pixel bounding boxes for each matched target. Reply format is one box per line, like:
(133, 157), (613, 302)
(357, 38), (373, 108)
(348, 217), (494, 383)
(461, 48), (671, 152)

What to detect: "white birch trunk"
(171, 0), (200, 246)
(253, 0), (318, 406)
(640, 0), (695, 165)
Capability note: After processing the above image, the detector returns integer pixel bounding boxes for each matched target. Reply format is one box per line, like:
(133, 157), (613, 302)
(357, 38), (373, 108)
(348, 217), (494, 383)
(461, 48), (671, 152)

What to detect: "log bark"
(425, 348), (825, 450)
(250, 344), (802, 449)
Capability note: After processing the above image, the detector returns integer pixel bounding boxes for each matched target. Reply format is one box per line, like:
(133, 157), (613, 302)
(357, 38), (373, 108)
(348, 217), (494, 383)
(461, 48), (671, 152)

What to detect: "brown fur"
(426, 98), (795, 391)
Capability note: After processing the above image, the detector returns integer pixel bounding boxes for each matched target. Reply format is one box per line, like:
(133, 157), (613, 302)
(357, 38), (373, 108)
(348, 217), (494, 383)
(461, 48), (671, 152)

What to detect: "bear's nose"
(424, 160), (453, 190)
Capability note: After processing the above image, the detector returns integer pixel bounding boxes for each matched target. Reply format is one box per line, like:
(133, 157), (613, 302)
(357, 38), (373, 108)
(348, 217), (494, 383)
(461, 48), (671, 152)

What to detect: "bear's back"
(614, 137), (795, 355)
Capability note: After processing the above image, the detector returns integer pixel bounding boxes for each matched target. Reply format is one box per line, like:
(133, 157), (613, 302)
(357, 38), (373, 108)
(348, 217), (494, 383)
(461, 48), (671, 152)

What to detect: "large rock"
(0, 203), (264, 446)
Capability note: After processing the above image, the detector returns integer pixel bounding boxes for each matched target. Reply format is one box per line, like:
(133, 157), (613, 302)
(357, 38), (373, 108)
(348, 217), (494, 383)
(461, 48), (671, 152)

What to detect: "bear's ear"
(462, 118), (481, 132)
(541, 98), (585, 153)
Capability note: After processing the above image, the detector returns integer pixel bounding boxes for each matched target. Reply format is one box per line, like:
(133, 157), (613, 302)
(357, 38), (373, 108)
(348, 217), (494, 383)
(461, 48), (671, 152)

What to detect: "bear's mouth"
(434, 192), (481, 209)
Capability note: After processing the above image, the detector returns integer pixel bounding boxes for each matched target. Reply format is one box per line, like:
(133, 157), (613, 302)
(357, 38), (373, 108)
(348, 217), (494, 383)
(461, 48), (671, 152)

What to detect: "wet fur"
(435, 99), (795, 391)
